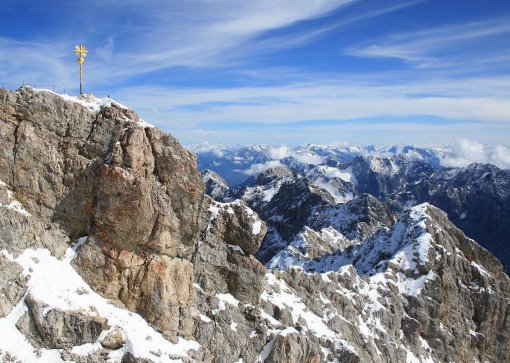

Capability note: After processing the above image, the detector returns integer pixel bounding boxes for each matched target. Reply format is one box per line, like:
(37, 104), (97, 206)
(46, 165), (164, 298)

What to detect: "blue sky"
(1, 0), (510, 146)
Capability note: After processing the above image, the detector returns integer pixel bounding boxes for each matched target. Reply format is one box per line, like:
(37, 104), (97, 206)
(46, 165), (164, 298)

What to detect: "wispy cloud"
(0, 0), (426, 89)
(1, 1), (358, 88)
(348, 18), (510, 69)
(115, 74), (510, 129)
(0, 37), (78, 91)
(95, 37), (115, 61)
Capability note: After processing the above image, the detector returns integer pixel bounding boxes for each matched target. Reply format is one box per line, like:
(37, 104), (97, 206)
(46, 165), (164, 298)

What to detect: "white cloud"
(241, 160), (283, 176)
(115, 74), (510, 129)
(490, 146), (510, 168)
(107, 74), (510, 146)
(0, 37), (74, 88)
(2, 0), (428, 90)
(266, 146), (322, 165)
(292, 152), (323, 165)
(441, 138), (510, 169)
(0, 1), (356, 89)
(187, 142), (232, 157)
(267, 146), (290, 160)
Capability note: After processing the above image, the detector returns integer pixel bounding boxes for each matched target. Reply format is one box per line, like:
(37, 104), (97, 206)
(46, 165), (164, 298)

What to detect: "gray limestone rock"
(0, 87), (204, 343)
(100, 326), (125, 350)
(206, 198), (266, 255)
(265, 333), (321, 363)
(0, 256), (27, 318)
(191, 196), (269, 361)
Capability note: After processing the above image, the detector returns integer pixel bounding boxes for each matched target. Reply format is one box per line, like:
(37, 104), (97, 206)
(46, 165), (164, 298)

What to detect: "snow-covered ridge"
(268, 204), (437, 288)
(193, 141), (510, 194)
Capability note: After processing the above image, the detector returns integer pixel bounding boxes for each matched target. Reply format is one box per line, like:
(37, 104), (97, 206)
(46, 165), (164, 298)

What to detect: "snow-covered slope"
(259, 204), (510, 362)
(0, 243), (199, 362)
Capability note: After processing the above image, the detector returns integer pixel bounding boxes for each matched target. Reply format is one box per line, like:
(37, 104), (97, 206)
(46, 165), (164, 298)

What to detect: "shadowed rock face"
(0, 87), (204, 341)
(265, 333), (321, 363)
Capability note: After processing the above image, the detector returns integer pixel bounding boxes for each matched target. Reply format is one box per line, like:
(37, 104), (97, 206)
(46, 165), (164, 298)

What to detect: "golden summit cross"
(74, 44), (88, 95)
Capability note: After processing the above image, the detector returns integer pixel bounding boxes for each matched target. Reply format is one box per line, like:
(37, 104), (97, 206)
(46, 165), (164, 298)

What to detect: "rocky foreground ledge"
(0, 87), (509, 362)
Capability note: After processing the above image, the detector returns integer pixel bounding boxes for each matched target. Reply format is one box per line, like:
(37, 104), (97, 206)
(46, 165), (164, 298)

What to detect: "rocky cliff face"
(0, 87), (204, 343)
(202, 169), (231, 203)
(1, 87), (509, 362)
(0, 87), (210, 361)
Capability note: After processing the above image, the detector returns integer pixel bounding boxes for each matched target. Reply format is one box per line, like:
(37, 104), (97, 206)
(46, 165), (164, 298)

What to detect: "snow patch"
(252, 220), (262, 235)
(0, 179), (31, 216)
(212, 293), (240, 315)
(200, 314), (212, 323)
(228, 244), (246, 255)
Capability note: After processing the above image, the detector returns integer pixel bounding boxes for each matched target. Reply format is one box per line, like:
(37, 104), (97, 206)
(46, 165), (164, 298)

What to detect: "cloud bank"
(292, 152), (324, 165)
(241, 160), (283, 176)
(441, 138), (510, 170)
(266, 146), (323, 165)
(267, 146), (290, 160)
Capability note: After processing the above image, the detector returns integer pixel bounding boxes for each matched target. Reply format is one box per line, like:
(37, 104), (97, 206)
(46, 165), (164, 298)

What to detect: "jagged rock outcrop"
(0, 255), (27, 318)
(255, 165), (294, 186)
(310, 193), (395, 240)
(18, 294), (109, 349)
(423, 163), (510, 271)
(265, 332), (321, 363)
(240, 167), (395, 265)
(241, 167), (335, 263)
(191, 196), (269, 361)
(0, 87), (204, 346)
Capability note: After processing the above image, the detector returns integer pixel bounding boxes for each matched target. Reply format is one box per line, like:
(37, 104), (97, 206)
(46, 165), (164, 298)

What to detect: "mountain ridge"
(198, 145), (510, 273)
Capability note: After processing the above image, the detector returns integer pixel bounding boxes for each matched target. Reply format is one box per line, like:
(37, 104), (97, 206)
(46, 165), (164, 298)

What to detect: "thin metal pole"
(80, 63), (83, 95)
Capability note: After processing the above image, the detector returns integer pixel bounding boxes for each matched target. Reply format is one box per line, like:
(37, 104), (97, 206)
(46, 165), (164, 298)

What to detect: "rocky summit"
(0, 87), (509, 362)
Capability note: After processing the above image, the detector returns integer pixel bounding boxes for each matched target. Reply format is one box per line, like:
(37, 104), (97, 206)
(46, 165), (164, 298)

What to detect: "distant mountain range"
(191, 143), (447, 187)
(194, 144), (510, 273)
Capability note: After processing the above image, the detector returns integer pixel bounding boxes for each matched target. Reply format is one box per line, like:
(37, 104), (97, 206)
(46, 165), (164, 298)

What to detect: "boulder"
(23, 294), (109, 349)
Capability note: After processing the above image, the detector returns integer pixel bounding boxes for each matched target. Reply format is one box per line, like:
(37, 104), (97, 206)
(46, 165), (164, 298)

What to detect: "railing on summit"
(0, 82), (69, 95)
